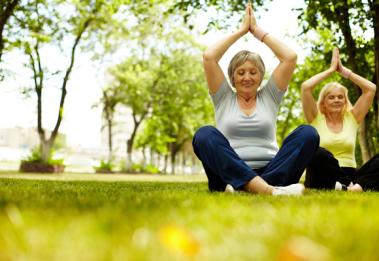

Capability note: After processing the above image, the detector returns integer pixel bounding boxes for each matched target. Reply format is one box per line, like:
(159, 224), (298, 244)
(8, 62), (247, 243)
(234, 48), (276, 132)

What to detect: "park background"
(1, 1), (379, 260)
(1, 0), (377, 174)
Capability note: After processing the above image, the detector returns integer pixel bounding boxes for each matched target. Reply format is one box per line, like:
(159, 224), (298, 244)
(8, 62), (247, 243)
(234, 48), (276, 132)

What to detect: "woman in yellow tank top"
(301, 48), (378, 192)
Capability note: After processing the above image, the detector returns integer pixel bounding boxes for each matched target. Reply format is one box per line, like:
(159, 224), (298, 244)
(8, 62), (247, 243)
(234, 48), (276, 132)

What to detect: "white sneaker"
(225, 184), (235, 194)
(335, 181), (347, 191)
(272, 183), (305, 196)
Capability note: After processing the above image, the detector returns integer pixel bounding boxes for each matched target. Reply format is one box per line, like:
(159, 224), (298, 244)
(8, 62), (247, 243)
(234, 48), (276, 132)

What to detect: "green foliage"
(168, 0), (269, 31)
(105, 18), (213, 166)
(123, 163), (160, 174)
(94, 160), (114, 173)
(23, 146), (64, 166)
(3, 0), (135, 162)
(143, 164), (160, 174)
(134, 49), (214, 159)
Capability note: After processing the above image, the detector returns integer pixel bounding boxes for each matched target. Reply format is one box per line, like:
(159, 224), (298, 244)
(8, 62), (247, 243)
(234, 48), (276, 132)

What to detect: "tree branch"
(0, 0), (19, 61)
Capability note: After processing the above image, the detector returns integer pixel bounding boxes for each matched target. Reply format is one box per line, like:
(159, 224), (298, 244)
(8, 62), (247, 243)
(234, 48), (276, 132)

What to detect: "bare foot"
(347, 183), (363, 192)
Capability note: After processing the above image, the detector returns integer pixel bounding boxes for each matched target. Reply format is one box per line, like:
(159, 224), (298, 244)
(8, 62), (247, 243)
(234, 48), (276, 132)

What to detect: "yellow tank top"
(311, 111), (359, 168)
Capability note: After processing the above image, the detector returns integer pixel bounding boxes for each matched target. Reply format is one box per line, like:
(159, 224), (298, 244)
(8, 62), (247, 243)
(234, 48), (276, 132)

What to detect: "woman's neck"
(237, 93), (256, 110)
(237, 91), (257, 103)
(325, 111), (343, 124)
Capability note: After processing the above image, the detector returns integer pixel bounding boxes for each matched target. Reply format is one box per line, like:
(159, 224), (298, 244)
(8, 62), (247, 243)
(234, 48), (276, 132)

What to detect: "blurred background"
(0, 0), (377, 174)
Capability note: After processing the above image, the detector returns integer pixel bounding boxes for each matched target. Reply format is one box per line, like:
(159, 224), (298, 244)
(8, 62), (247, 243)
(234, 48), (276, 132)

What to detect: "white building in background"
(0, 127), (107, 172)
(0, 127), (68, 170)
(0, 127), (40, 149)
(0, 127), (40, 166)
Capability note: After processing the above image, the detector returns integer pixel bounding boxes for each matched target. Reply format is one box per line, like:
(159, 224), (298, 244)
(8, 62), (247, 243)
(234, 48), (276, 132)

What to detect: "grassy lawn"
(1, 173), (379, 260)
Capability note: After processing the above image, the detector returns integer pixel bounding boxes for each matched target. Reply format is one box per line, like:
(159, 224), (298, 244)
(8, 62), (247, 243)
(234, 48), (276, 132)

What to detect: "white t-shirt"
(211, 76), (285, 169)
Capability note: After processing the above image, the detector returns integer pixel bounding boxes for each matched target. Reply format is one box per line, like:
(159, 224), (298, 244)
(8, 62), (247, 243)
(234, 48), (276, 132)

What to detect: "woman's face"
(233, 60), (261, 94)
(323, 87), (346, 114)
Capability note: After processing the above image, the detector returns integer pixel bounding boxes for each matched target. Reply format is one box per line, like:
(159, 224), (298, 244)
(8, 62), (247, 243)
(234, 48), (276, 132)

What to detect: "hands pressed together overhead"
(240, 3), (258, 35)
(330, 47), (352, 78)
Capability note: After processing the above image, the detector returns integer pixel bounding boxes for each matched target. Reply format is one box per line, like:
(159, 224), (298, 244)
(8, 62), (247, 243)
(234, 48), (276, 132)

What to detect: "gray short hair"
(227, 50), (265, 87)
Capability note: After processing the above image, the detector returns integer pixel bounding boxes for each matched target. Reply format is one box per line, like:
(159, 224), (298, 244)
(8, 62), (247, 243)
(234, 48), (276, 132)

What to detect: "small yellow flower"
(158, 224), (200, 257)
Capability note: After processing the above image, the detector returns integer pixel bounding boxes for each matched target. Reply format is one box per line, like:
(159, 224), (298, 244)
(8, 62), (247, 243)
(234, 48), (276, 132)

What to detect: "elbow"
(366, 83), (376, 96)
(281, 51), (297, 69)
(203, 50), (216, 63)
(372, 83), (377, 93)
(301, 82), (309, 92)
(287, 52), (298, 65)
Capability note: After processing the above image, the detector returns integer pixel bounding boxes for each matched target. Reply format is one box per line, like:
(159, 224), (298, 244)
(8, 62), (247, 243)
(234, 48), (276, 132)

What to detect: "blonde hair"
(228, 50), (265, 87)
(317, 82), (353, 115)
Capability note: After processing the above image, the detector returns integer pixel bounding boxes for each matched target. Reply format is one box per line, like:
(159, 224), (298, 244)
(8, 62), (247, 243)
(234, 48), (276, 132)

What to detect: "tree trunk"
(170, 151), (176, 175)
(142, 146), (146, 166)
(372, 0), (379, 135)
(126, 111), (147, 166)
(335, 1), (372, 162)
(40, 139), (52, 163)
(163, 154), (168, 174)
(150, 149), (154, 166)
(182, 152), (186, 174)
(107, 118), (113, 162)
(170, 142), (182, 175)
(157, 153), (161, 171)
(126, 138), (133, 168)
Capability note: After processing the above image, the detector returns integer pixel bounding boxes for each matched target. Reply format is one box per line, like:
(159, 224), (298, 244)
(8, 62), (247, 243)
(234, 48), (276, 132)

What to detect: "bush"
(24, 146), (65, 166)
(143, 164), (160, 174)
(20, 147), (65, 173)
(122, 163), (160, 174)
(94, 160), (114, 173)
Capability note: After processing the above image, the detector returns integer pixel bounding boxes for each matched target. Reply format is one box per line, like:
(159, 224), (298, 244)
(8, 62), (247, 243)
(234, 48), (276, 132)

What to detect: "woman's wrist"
(252, 26), (269, 42)
(340, 67), (352, 79)
(326, 68), (335, 74)
(236, 27), (248, 37)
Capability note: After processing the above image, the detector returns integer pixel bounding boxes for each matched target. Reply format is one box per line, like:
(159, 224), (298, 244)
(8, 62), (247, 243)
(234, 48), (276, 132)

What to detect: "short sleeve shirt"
(211, 76), (285, 169)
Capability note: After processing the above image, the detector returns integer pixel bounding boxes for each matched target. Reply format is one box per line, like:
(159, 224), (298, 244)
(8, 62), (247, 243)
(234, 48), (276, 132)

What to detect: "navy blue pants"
(192, 125), (319, 191)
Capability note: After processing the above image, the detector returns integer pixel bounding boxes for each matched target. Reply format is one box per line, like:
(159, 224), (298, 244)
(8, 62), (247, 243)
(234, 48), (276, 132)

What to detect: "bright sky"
(0, 0), (305, 149)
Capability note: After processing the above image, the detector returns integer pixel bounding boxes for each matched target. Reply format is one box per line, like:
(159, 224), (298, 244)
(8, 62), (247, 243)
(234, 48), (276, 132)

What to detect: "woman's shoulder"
(211, 79), (235, 107)
(310, 112), (324, 126)
(258, 75), (286, 105)
(345, 110), (359, 126)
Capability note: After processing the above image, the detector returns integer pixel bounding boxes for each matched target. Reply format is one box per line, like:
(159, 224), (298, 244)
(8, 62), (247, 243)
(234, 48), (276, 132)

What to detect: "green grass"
(1, 174), (379, 260)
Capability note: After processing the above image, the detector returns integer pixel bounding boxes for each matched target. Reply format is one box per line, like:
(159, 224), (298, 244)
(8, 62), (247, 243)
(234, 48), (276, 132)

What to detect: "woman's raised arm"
(341, 59), (377, 124)
(301, 48), (339, 123)
(203, 4), (251, 94)
(248, 4), (297, 91)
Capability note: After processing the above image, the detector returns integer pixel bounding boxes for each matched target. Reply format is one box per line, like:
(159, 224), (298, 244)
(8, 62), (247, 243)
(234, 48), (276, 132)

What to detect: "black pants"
(305, 147), (379, 191)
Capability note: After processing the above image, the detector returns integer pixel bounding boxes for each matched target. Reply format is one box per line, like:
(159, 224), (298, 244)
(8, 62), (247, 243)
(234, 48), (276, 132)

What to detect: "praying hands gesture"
(329, 47), (339, 72)
(239, 3), (260, 37)
(329, 47), (352, 78)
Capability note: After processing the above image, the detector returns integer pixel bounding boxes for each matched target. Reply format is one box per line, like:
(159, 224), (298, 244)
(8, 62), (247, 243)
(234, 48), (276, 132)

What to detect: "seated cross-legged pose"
(192, 3), (319, 196)
(302, 47), (378, 192)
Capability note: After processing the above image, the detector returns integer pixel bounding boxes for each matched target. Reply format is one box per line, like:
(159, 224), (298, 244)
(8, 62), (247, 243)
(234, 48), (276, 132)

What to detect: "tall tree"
(98, 85), (124, 162)
(108, 55), (161, 166)
(135, 50), (213, 174)
(8, 0), (126, 163)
